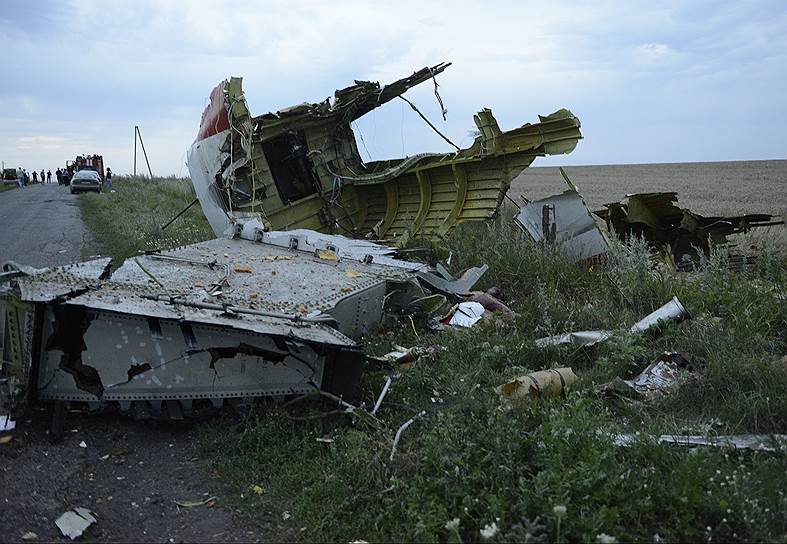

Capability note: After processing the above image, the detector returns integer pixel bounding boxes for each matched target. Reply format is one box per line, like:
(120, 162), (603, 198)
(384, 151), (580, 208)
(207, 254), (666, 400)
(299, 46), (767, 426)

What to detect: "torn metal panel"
(187, 63), (582, 242)
(535, 296), (689, 348)
(613, 433), (787, 452)
(1, 229), (425, 415)
(416, 264), (488, 296)
(604, 352), (691, 401)
(595, 193), (783, 268)
(513, 169), (609, 263)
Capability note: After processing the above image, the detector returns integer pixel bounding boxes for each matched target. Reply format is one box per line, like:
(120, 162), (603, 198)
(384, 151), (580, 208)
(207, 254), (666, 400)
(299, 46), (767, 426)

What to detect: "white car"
(70, 170), (102, 194)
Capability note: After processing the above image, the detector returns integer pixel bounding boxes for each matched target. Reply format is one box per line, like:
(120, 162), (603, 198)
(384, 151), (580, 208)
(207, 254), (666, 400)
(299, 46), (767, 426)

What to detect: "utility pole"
(133, 125), (153, 178)
(133, 126), (137, 176)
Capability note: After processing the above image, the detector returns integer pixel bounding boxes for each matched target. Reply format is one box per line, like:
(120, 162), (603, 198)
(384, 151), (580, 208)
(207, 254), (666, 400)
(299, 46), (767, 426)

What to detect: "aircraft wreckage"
(186, 62), (582, 241)
(0, 63), (582, 429)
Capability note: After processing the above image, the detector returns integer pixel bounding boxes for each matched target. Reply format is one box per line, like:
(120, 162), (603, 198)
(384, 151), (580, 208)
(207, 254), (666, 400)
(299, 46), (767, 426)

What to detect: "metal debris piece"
(0, 229), (427, 419)
(0, 414), (15, 432)
(595, 192), (783, 269)
(447, 301), (485, 328)
(613, 433), (787, 452)
(629, 296), (689, 333)
(390, 410), (427, 461)
(175, 496), (218, 508)
(604, 352), (691, 400)
(417, 264), (489, 296)
(497, 368), (577, 406)
(55, 507), (97, 540)
(535, 330), (613, 348)
(187, 64), (582, 242)
(535, 296), (689, 348)
(514, 168), (609, 264)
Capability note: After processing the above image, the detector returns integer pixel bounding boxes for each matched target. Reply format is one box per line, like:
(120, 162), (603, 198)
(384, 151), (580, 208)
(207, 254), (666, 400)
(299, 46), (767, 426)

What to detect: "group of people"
(14, 168), (51, 187)
(14, 167), (112, 190)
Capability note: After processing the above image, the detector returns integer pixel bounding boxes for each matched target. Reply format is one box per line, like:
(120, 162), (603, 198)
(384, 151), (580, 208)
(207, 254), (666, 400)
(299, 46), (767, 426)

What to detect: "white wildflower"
(596, 533), (618, 544)
(480, 522), (499, 540)
(444, 518), (460, 531)
(553, 505), (567, 518)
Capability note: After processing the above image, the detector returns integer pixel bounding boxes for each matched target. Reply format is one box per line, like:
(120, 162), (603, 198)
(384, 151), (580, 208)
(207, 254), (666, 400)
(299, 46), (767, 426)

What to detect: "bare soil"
(0, 410), (266, 542)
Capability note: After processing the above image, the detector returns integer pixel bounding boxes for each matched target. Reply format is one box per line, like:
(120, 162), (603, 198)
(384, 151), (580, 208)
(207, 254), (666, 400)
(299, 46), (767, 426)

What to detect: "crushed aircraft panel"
(187, 63), (582, 242)
(0, 230), (425, 417)
(513, 168), (609, 264)
(595, 192), (783, 268)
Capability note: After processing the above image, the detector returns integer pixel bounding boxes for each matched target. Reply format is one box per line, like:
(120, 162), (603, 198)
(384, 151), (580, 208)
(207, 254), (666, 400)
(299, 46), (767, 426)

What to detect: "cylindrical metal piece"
(629, 296), (689, 333)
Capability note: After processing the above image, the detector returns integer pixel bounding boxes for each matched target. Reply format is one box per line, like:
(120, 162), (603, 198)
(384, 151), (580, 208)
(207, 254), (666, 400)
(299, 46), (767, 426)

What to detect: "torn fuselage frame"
(187, 62), (583, 242)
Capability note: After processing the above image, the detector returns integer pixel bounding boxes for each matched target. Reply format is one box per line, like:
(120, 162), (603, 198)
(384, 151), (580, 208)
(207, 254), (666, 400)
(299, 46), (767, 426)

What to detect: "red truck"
(63, 155), (104, 184)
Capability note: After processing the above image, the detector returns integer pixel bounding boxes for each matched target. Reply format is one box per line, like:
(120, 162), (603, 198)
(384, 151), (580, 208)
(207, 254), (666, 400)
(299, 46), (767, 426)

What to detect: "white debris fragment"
(55, 507), (97, 540)
(448, 301), (485, 328)
(78, 441), (87, 448)
(0, 415), (15, 432)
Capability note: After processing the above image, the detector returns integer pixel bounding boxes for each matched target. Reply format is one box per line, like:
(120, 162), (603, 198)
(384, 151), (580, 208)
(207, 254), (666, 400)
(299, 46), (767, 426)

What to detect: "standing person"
(32, 170), (38, 183)
(46, 170), (52, 183)
(105, 167), (113, 191)
(40, 169), (45, 183)
(16, 167), (24, 188)
(56, 168), (62, 185)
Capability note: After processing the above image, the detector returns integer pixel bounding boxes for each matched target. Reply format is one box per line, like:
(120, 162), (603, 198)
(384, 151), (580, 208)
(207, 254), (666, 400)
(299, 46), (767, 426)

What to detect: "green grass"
(78, 186), (787, 542)
(0, 182), (17, 193)
(78, 175), (214, 264)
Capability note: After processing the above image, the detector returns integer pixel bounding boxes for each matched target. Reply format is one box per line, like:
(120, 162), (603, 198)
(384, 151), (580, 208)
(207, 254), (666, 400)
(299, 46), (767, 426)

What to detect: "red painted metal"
(195, 80), (230, 143)
(66, 154), (105, 180)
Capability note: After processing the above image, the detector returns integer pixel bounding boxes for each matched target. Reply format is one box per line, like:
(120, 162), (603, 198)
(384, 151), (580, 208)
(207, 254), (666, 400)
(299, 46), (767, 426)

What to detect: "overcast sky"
(1, 0), (785, 176)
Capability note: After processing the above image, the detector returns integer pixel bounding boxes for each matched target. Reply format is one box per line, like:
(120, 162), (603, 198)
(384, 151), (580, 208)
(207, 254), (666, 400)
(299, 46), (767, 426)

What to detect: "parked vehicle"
(70, 170), (102, 194)
(65, 154), (104, 185)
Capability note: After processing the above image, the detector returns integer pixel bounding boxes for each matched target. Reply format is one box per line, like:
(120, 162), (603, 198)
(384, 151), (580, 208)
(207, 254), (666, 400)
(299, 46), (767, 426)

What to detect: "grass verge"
(78, 175), (214, 263)
(78, 185), (786, 542)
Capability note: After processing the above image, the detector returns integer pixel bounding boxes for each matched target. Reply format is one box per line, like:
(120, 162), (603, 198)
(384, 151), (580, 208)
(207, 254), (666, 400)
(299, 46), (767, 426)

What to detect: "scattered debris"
(497, 367), (577, 406)
(0, 435), (11, 444)
(594, 192), (783, 269)
(514, 168), (609, 265)
(613, 433), (787, 452)
(447, 301), (486, 328)
(250, 484), (265, 495)
(417, 264), (489, 297)
(78, 441), (87, 448)
(21, 532), (38, 540)
(0, 414), (15, 432)
(55, 507), (97, 540)
(175, 496), (217, 508)
(536, 296), (689, 347)
(629, 296), (690, 333)
(390, 410), (427, 461)
(535, 330), (613, 348)
(233, 264), (252, 273)
(604, 352), (692, 400)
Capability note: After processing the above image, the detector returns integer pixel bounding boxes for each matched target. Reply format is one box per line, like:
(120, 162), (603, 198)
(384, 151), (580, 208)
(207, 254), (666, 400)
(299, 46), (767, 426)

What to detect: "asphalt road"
(0, 182), (98, 268)
(0, 182), (266, 542)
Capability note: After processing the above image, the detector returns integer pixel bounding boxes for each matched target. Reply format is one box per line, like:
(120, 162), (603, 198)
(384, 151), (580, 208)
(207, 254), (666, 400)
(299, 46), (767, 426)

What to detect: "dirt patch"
(0, 411), (267, 542)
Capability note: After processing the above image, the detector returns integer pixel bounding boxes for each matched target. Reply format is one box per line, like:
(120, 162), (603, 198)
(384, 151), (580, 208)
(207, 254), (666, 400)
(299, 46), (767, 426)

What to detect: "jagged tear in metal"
(0, 231), (437, 418)
(513, 169), (609, 265)
(186, 62), (582, 242)
(594, 192), (784, 268)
